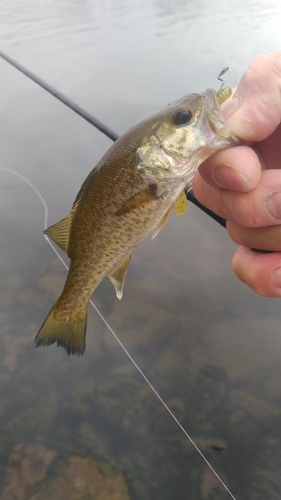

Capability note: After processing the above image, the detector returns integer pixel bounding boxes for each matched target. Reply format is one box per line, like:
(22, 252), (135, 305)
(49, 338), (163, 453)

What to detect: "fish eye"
(173, 108), (192, 126)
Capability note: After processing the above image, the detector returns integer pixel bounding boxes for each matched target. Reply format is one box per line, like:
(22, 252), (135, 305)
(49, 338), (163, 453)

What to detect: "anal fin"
(108, 255), (132, 299)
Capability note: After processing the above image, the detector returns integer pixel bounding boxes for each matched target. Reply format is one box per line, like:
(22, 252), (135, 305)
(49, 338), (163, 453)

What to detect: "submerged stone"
(1, 443), (131, 500)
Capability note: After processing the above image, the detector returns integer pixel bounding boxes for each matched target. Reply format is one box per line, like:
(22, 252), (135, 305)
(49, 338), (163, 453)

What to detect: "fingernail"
(265, 191), (281, 220)
(222, 94), (241, 119)
(212, 165), (251, 190)
(270, 267), (281, 288)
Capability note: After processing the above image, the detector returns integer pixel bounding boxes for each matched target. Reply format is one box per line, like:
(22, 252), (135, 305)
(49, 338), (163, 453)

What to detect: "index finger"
(226, 52), (281, 142)
(195, 144), (262, 192)
(195, 53), (281, 193)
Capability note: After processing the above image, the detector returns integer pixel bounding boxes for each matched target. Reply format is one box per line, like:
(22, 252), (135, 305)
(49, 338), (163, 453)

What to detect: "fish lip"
(201, 88), (240, 148)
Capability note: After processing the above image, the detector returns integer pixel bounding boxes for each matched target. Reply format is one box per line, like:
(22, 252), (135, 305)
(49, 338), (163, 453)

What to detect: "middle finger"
(193, 169), (281, 228)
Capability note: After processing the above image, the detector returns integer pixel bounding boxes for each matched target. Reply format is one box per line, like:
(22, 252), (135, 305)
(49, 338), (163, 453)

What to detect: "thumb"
(223, 52), (281, 142)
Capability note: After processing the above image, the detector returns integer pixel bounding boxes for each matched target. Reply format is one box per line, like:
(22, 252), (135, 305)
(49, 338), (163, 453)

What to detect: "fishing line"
(0, 49), (228, 228)
(0, 134), (96, 153)
(0, 165), (237, 500)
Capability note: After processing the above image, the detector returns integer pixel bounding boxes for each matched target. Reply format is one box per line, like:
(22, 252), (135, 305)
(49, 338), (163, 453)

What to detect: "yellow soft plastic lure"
(217, 86), (232, 105)
(174, 190), (188, 216)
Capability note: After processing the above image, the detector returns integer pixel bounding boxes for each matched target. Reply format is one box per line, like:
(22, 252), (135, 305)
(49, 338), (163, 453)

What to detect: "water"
(1, 1), (281, 498)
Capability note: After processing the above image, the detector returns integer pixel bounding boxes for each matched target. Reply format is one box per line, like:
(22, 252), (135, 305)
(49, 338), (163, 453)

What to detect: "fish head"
(137, 88), (240, 184)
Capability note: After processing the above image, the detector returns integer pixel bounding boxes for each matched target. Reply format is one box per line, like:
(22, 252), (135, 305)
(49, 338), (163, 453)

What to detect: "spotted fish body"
(36, 88), (239, 356)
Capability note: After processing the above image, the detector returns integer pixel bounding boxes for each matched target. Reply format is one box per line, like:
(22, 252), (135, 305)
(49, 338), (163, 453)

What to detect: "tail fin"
(35, 301), (87, 356)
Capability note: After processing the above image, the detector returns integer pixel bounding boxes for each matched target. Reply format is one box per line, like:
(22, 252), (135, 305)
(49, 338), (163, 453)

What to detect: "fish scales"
(35, 88), (240, 356)
(67, 136), (183, 292)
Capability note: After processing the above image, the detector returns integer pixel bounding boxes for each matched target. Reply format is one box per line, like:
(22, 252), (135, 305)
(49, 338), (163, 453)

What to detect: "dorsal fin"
(70, 168), (98, 214)
(44, 213), (74, 256)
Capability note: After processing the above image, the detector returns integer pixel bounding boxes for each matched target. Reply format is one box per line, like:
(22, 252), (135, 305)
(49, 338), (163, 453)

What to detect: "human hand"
(193, 52), (281, 297)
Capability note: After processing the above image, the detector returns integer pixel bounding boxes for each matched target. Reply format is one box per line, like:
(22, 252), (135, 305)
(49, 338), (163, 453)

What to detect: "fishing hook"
(217, 66), (230, 92)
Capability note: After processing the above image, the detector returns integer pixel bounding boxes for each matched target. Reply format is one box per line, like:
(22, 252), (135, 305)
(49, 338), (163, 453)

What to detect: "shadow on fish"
(35, 87), (240, 356)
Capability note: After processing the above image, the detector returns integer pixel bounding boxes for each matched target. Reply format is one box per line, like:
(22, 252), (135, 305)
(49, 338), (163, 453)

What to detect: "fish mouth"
(201, 88), (240, 148)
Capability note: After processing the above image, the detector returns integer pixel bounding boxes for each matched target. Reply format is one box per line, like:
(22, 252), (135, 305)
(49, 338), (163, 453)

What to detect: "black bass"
(36, 88), (239, 356)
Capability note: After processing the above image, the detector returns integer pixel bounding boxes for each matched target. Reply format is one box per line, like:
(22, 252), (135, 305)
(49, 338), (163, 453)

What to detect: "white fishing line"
(0, 134), (95, 153)
(1, 166), (238, 500)
(224, 65), (237, 91)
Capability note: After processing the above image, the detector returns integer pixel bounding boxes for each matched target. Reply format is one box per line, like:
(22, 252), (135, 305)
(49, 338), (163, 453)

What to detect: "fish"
(35, 87), (240, 356)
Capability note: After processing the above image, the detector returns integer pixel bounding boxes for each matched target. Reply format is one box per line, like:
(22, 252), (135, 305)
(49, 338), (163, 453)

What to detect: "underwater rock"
(2, 334), (31, 372)
(1, 443), (130, 500)
(200, 466), (226, 499)
(105, 287), (175, 349)
(191, 317), (281, 379)
(77, 423), (111, 458)
(230, 390), (281, 420)
(1, 443), (57, 500)
(30, 456), (131, 500)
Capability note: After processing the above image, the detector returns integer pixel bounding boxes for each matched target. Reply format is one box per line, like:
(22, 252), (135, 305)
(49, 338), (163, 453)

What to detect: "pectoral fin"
(108, 255), (132, 299)
(115, 185), (159, 216)
(44, 213), (73, 255)
(174, 190), (187, 216)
